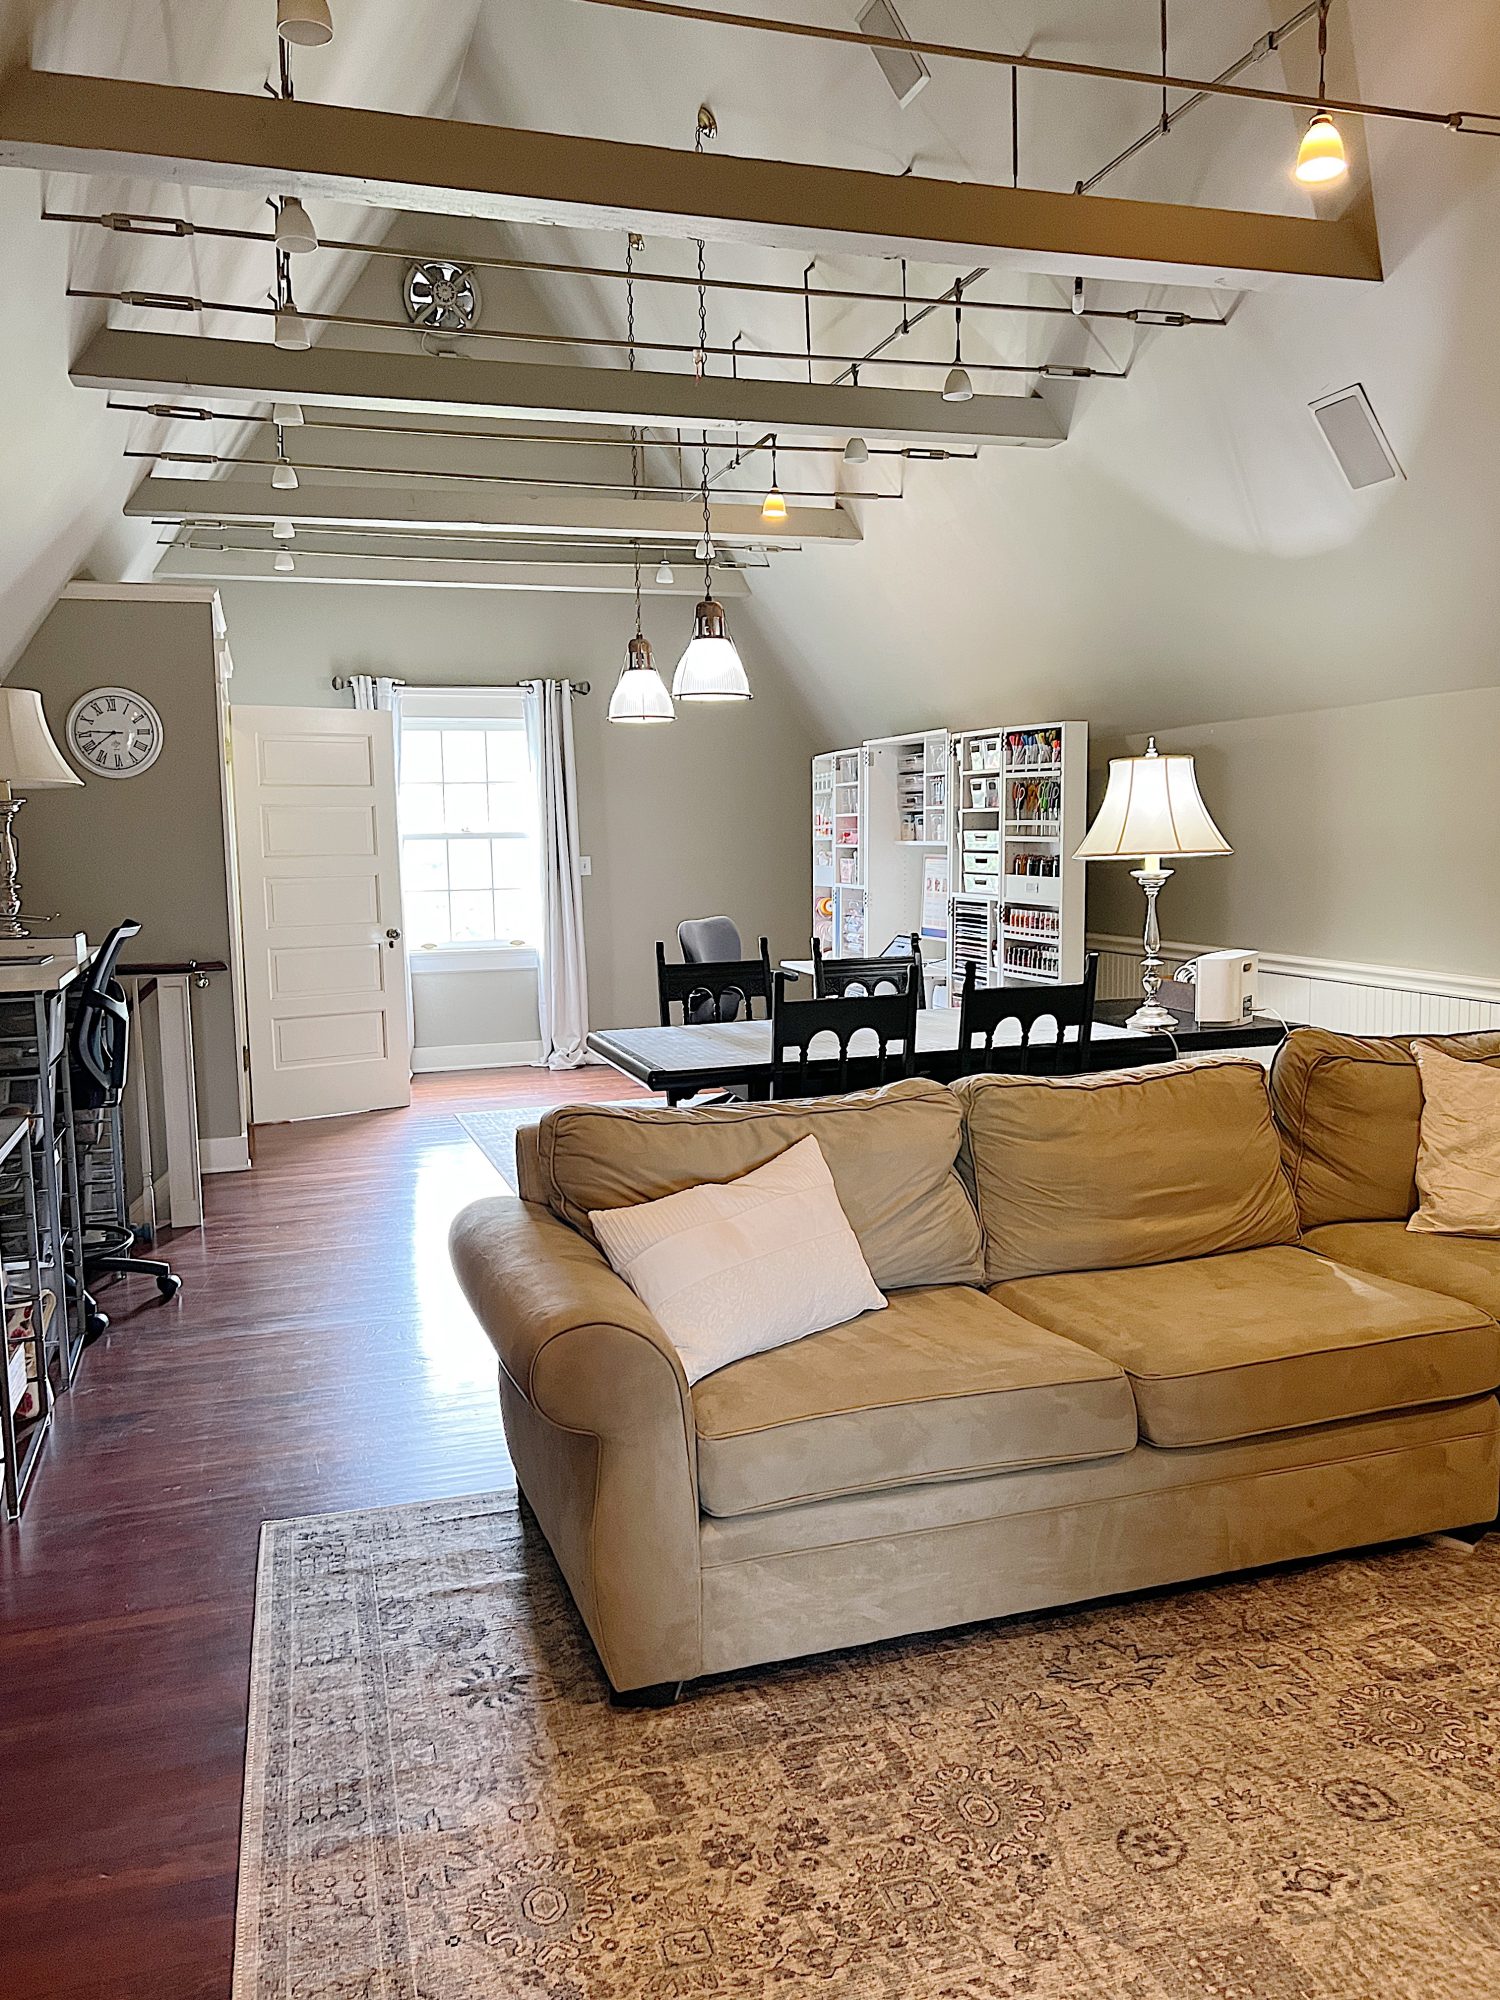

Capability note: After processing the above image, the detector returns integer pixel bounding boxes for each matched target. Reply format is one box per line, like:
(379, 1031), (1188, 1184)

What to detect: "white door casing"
(230, 705), (412, 1122)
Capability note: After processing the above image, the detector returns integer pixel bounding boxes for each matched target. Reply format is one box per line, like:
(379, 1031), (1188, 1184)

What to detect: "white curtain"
(524, 679), (590, 1068)
(346, 674), (400, 712)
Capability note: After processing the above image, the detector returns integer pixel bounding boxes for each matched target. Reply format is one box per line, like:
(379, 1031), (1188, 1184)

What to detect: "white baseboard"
(412, 1038), (545, 1073)
(129, 1173), (171, 1227)
(201, 1134), (252, 1174)
(1089, 933), (1500, 1037)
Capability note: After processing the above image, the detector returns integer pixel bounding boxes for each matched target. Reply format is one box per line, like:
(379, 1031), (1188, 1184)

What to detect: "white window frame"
(396, 687), (541, 970)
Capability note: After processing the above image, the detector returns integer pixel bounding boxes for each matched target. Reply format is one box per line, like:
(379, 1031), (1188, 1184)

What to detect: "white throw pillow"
(589, 1135), (886, 1385)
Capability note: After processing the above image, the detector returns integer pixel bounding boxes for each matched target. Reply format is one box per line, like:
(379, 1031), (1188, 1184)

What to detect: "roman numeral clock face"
(65, 687), (165, 779)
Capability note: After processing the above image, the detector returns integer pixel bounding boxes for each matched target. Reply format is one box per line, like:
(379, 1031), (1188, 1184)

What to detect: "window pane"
(450, 890), (497, 942)
(400, 730), (442, 784)
(401, 782), (444, 835)
(441, 729), (487, 784)
(486, 727), (529, 782)
(443, 783), (490, 833)
(491, 837), (533, 890)
(407, 891), (452, 949)
(494, 889), (537, 944)
(447, 837), (492, 890)
(402, 839), (448, 893)
(487, 782), (532, 833)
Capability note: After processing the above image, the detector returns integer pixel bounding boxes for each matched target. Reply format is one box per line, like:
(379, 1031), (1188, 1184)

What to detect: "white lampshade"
(607, 635), (674, 725)
(274, 307), (310, 351)
(274, 197), (318, 255)
(272, 517), (295, 540)
(1294, 111), (1348, 185)
(673, 600), (751, 701)
(271, 458), (299, 490)
(942, 364), (974, 403)
(0, 689), (83, 788)
(278, 0), (333, 46)
(272, 402), (305, 428)
(1075, 738), (1231, 862)
(843, 436), (869, 465)
(274, 550), (296, 573)
(654, 557), (674, 585)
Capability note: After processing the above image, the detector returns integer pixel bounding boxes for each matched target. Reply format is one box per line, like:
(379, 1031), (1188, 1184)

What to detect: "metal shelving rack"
(0, 1106), (52, 1517)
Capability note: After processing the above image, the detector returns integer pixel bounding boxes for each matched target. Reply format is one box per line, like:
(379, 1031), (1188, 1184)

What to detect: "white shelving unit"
(862, 731), (950, 966)
(811, 748), (866, 957)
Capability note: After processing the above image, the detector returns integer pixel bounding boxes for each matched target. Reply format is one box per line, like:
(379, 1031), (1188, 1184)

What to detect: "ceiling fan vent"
(857, 0), (930, 109)
(403, 260), (482, 333)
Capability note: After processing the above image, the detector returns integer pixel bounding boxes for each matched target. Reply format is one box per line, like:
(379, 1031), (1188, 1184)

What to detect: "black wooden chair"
(955, 952), (1099, 1076)
(811, 932), (925, 1002)
(656, 936), (774, 1107)
(770, 969), (918, 1099)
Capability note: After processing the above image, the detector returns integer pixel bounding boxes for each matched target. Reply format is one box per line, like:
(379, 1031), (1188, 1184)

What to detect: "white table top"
(0, 935), (91, 996)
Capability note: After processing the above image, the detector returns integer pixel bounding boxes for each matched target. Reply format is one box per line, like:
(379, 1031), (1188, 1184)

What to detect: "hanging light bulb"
(942, 277), (974, 402)
(761, 436), (787, 523)
(655, 556), (674, 585)
(274, 305), (310, 350)
(611, 254), (675, 724)
(274, 196), (318, 255)
(675, 443), (751, 702)
(272, 518), (295, 541)
(1293, 3), (1349, 185)
(843, 436), (869, 466)
(274, 550), (296, 573)
(272, 401), (305, 427)
(272, 428), (299, 490)
(277, 0), (333, 46)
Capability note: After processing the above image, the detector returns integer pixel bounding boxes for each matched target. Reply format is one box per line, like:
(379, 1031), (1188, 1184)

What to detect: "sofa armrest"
(450, 1196), (702, 1690)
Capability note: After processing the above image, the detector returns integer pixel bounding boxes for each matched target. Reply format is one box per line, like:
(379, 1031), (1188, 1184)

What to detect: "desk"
(588, 1001), (1289, 1097)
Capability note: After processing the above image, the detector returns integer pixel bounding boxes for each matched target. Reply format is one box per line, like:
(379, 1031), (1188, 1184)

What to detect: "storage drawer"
(962, 829), (1000, 853)
(1004, 871), (1062, 907)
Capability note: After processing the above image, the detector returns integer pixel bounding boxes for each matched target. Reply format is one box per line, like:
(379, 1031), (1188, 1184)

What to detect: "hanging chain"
(1011, 66), (1019, 187)
(699, 441), (714, 597)
(1316, 0), (1329, 102)
(1160, 0), (1170, 136)
(633, 540), (644, 638)
(953, 276), (964, 363)
(692, 111), (709, 377)
(626, 234), (644, 634)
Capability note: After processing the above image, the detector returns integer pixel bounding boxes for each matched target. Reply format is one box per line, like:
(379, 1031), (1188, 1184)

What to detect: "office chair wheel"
(157, 1273), (183, 1301)
(84, 1305), (110, 1343)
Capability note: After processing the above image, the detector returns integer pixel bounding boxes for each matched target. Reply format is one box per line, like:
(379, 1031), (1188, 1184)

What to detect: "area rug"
(235, 1493), (1500, 1999)
(456, 1102), (643, 1192)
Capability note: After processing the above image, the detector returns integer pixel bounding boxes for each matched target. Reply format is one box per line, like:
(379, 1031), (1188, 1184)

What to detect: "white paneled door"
(231, 705), (412, 1122)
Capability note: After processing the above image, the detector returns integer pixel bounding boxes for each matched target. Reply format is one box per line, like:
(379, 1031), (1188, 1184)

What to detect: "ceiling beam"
(0, 69), (1380, 288)
(126, 477), (861, 547)
(73, 329), (1062, 450)
(154, 546), (752, 594)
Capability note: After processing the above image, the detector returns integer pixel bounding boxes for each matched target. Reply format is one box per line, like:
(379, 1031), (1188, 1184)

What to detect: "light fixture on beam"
(608, 546), (674, 724)
(274, 196), (318, 254)
(655, 556), (674, 584)
(277, 0), (333, 46)
(274, 549), (295, 572)
(272, 517), (295, 539)
(272, 400), (304, 426)
(760, 436), (787, 523)
(843, 436), (869, 465)
(943, 278), (974, 403)
(272, 426), (298, 488)
(675, 444), (750, 702)
(274, 303), (310, 349)
(1294, 3), (1348, 185)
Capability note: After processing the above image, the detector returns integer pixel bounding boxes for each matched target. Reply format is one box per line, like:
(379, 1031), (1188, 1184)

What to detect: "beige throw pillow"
(590, 1136), (886, 1385)
(1408, 1040), (1500, 1236)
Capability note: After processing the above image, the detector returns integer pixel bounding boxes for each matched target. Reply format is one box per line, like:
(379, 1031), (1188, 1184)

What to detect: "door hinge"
(242, 1043), (252, 1073)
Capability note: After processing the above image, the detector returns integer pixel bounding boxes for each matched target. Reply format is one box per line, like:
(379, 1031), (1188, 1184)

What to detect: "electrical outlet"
(578, 855), (592, 876)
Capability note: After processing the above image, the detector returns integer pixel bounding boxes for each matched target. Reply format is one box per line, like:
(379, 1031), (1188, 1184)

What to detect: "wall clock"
(66, 687), (165, 779)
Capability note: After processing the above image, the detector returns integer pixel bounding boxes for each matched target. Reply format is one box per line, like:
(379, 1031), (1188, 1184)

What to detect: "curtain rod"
(331, 675), (591, 695)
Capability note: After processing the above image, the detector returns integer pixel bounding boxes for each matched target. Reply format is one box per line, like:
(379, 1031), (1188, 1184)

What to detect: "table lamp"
(1075, 737), (1231, 1032)
(0, 688), (83, 939)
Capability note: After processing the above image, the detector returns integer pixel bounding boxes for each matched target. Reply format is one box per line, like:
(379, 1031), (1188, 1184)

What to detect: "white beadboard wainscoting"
(1089, 936), (1500, 1037)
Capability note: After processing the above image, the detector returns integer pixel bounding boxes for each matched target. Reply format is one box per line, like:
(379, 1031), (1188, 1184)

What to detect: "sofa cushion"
(955, 1057), (1298, 1285)
(1304, 1221), (1500, 1321)
(1269, 1026), (1500, 1230)
(536, 1077), (983, 1292)
(993, 1245), (1500, 1448)
(691, 1284), (1137, 1517)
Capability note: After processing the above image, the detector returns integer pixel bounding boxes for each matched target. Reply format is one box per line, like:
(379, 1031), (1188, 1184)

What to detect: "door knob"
(385, 927), (402, 947)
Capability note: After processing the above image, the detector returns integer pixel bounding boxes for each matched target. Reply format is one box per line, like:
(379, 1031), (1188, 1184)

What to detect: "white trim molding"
(1089, 933), (1500, 1036)
(408, 946), (539, 976)
(201, 1133), (252, 1174)
(411, 1038), (545, 1074)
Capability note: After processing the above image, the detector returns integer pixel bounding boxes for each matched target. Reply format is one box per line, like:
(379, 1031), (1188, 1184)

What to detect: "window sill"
(408, 946), (539, 975)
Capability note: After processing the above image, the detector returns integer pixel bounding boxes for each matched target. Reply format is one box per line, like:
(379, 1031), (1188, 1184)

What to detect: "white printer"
(1179, 949), (1259, 1026)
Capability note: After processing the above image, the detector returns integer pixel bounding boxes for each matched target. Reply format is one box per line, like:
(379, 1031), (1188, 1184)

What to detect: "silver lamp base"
(1128, 862), (1176, 1038)
(1126, 1000), (1180, 1033)
(0, 793), (29, 939)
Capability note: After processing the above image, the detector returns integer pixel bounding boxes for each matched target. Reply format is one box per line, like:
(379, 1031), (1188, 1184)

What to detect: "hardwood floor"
(0, 1067), (647, 2000)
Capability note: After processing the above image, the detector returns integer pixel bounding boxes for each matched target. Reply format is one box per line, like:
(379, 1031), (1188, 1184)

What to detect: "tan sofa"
(451, 1045), (1500, 1695)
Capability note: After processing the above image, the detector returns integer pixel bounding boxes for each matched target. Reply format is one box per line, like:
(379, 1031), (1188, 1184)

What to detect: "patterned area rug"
(456, 1102), (644, 1193)
(235, 1493), (1500, 1999)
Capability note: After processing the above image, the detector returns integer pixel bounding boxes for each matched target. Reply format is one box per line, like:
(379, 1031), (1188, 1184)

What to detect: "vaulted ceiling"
(3, 1), (1499, 740)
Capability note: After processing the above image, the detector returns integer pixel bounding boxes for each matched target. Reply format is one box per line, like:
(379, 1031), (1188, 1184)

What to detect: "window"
(396, 691), (541, 955)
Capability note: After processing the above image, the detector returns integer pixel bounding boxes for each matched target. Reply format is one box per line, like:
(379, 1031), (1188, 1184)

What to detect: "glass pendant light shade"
(274, 550), (295, 573)
(673, 600), (751, 701)
(278, 0), (333, 45)
(272, 401), (305, 427)
(271, 458), (299, 490)
(761, 486), (787, 523)
(843, 436), (869, 465)
(274, 307), (310, 350)
(655, 557), (674, 585)
(275, 197), (318, 254)
(1294, 111), (1348, 183)
(942, 364), (974, 403)
(272, 517), (295, 540)
(608, 634), (675, 724)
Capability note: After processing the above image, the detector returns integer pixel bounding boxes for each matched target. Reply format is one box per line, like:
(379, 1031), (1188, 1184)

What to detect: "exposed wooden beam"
(0, 69), (1381, 288)
(73, 329), (1062, 450)
(154, 545), (753, 594)
(126, 477), (862, 548)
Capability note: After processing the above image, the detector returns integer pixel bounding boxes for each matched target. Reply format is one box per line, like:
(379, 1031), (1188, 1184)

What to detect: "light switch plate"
(578, 855), (592, 876)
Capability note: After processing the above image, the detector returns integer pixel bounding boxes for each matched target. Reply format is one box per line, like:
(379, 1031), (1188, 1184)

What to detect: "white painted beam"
(127, 476), (862, 547)
(0, 70), (1381, 287)
(74, 329), (1062, 450)
(154, 545), (753, 594)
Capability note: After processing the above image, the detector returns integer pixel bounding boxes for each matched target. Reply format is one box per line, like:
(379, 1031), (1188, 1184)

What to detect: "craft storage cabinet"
(811, 748), (867, 957)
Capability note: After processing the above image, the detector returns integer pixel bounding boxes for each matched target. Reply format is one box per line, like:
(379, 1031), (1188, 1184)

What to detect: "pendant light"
(277, 0), (333, 45)
(274, 550), (295, 573)
(1294, 2), (1348, 184)
(843, 436), (869, 466)
(274, 303), (310, 349)
(271, 425), (298, 489)
(674, 443), (751, 702)
(272, 401), (304, 427)
(655, 556), (674, 585)
(760, 436), (787, 523)
(274, 196), (318, 255)
(608, 547), (675, 724)
(942, 278), (974, 402)
(272, 517), (295, 540)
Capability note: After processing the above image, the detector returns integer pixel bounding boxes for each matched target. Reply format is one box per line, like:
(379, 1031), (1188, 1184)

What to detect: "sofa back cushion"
(955, 1056), (1299, 1284)
(1269, 1026), (1500, 1230)
(535, 1076), (984, 1292)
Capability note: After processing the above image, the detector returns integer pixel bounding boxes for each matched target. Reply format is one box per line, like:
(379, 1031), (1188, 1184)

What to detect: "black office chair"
(812, 933), (924, 1002)
(70, 920), (183, 1336)
(955, 952), (1099, 1076)
(770, 968), (918, 1099)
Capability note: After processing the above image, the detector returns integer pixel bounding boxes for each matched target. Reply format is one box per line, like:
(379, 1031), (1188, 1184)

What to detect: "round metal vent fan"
(403, 259), (481, 333)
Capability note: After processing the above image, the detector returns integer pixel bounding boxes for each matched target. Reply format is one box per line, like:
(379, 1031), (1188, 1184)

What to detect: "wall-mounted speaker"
(857, 0), (930, 109)
(1310, 383), (1405, 489)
